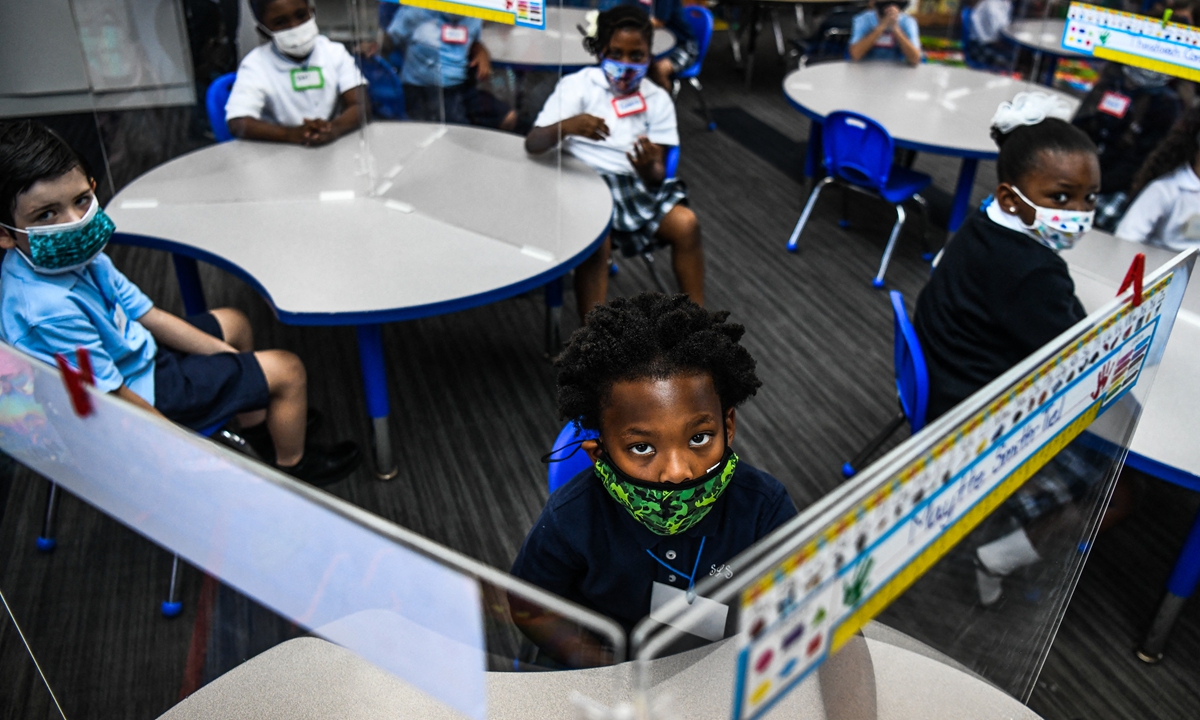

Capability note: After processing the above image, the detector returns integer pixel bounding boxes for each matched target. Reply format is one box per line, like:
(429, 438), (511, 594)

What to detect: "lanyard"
(646, 536), (706, 604)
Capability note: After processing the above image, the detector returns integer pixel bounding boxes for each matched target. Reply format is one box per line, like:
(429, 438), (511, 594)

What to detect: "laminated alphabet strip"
(1062, 3), (1200, 82)
(387, 0), (544, 29)
(729, 272), (1175, 720)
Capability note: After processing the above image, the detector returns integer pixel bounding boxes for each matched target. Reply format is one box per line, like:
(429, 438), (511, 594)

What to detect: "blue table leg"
(948, 158), (979, 234)
(1138, 506), (1200, 662)
(173, 254), (207, 316)
(544, 278), (563, 357)
(356, 324), (398, 480)
(804, 121), (823, 179)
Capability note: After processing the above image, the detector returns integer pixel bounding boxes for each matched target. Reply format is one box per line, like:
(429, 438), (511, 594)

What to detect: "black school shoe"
(239, 409), (323, 462)
(277, 441), (361, 486)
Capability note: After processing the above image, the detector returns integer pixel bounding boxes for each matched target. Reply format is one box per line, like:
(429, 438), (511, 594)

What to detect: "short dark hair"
(251, 0), (305, 22)
(0, 121), (90, 228)
(556, 293), (762, 431)
(583, 5), (654, 58)
(990, 118), (1097, 184)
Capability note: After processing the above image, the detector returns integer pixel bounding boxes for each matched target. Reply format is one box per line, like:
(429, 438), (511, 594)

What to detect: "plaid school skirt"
(600, 172), (689, 257)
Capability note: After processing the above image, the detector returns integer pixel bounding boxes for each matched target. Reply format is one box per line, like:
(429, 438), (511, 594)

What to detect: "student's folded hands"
(562, 113), (610, 141)
(299, 118), (336, 146)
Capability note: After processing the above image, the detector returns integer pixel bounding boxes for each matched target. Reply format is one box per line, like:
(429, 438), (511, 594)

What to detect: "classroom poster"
(1062, 3), (1200, 82)
(386, 0), (545, 29)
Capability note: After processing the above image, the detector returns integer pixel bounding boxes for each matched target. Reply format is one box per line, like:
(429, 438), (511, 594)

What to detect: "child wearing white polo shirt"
(525, 5), (705, 321)
(225, 0), (367, 146)
(1117, 105), (1200, 250)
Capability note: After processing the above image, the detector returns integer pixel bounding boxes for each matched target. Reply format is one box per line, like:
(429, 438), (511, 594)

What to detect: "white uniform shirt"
(971, 0), (1012, 44)
(225, 35), (365, 127)
(1116, 165), (1200, 252)
(533, 67), (678, 176)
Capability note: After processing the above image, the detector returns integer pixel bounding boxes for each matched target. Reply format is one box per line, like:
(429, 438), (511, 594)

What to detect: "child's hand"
(627, 137), (664, 184)
(301, 118), (336, 146)
(562, 114), (610, 141)
(882, 5), (901, 28)
(469, 47), (493, 82)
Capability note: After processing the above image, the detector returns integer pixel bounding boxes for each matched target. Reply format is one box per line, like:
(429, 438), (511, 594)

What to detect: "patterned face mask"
(1010, 185), (1094, 251)
(596, 447), (737, 536)
(1, 196), (114, 274)
(600, 57), (649, 97)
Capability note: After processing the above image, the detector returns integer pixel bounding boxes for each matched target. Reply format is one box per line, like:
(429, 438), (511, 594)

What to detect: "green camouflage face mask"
(595, 449), (737, 536)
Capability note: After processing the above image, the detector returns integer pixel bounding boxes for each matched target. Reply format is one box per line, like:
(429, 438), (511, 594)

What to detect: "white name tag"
(874, 32), (896, 48)
(290, 67), (324, 91)
(441, 24), (469, 44)
(649, 581), (729, 642)
(1098, 91), (1132, 119)
(113, 304), (127, 336)
(612, 92), (647, 118)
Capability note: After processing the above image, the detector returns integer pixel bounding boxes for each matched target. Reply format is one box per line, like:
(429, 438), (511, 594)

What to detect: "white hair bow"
(991, 91), (1074, 133)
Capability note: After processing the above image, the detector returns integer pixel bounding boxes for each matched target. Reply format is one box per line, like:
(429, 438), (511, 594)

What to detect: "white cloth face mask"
(266, 16), (319, 58)
(1010, 185), (1094, 251)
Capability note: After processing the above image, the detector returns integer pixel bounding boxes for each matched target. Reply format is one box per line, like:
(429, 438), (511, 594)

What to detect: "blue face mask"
(600, 57), (649, 96)
(3, 197), (114, 274)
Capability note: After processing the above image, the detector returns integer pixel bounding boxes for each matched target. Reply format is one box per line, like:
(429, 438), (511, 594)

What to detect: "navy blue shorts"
(153, 313), (270, 432)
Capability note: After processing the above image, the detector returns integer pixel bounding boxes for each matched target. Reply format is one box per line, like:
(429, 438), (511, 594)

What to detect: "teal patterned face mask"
(596, 448), (737, 536)
(3, 197), (114, 274)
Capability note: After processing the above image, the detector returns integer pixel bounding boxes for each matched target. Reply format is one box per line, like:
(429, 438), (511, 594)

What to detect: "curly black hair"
(1130, 105), (1200, 199)
(556, 293), (762, 431)
(990, 118), (1097, 184)
(582, 5), (654, 58)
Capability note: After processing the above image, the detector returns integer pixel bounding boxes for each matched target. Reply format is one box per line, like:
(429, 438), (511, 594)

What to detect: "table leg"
(1043, 56), (1060, 87)
(544, 278), (563, 357)
(744, 1), (760, 88)
(356, 324), (398, 480)
(948, 158), (979, 234)
(1137, 506), (1200, 662)
(771, 8), (785, 57)
(803, 121), (823, 179)
(172, 254), (207, 316)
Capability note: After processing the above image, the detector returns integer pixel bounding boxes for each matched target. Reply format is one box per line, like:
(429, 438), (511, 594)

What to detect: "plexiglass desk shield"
(631, 251), (1195, 720)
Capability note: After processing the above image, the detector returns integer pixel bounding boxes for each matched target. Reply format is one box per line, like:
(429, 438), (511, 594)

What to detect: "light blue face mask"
(600, 57), (649, 96)
(2, 197), (114, 274)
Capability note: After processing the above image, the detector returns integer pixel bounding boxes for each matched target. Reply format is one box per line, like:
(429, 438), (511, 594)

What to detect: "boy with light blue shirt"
(386, 7), (517, 130)
(849, 0), (921, 66)
(0, 121), (359, 485)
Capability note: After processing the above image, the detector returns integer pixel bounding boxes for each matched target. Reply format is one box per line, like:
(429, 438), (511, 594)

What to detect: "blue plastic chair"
(960, 7), (982, 69)
(358, 53), (407, 120)
(206, 72), (238, 143)
(842, 291), (928, 478)
(547, 421), (599, 494)
(37, 415), (247, 617)
(672, 6), (717, 131)
(786, 111), (932, 288)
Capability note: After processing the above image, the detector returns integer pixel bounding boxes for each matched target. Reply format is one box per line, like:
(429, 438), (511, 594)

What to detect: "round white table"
(482, 7), (676, 71)
(107, 122), (613, 478)
(782, 62), (1080, 233)
(1001, 18), (1086, 87)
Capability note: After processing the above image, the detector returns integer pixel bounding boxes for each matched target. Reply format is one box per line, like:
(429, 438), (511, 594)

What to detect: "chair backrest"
(960, 6), (973, 47)
(682, 6), (715, 72)
(665, 145), (680, 180)
(547, 421), (599, 494)
(822, 111), (895, 191)
(890, 291), (929, 432)
(206, 72), (238, 143)
(358, 53), (407, 120)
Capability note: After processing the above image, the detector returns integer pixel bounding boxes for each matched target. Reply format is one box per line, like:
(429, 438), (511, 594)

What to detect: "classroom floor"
(1, 25), (1199, 720)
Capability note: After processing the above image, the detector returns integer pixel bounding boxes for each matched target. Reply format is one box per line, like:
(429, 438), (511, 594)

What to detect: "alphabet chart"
(1062, 3), (1200, 82)
(387, 0), (544, 29)
(730, 272), (1176, 720)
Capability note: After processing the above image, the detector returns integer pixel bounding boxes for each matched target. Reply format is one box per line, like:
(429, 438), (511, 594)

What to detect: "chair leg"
(36, 482), (59, 552)
(771, 9), (786, 57)
(872, 203), (907, 289)
(642, 253), (669, 293)
(690, 77), (716, 131)
(162, 553), (184, 618)
(671, 78), (681, 102)
(843, 410), (907, 478)
(787, 176), (833, 252)
(911, 193), (936, 262)
(1137, 506), (1200, 662)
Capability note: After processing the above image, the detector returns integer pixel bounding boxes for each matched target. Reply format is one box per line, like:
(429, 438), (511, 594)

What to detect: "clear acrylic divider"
(630, 250), (1196, 720)
(0, 342), (625, 719)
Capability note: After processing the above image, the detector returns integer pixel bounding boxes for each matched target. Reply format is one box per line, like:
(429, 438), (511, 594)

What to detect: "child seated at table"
(849, 0), (921, 66)
(600, 0), (699, 89)
(385, 6), (517, 130)
(965, 0), (1013, 69)
(511, 292), (798, 660)
(525, 5), (705, 320)
(1116, 105), (1200, 251)
(913, 93), (1103, 605)
(225, 0), (367, 146)
(0, 121), (360, 485)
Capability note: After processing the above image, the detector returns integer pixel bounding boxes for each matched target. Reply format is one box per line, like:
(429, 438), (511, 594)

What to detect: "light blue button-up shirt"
(387, 7), (481, 88)
(850, 10), (921, 62)
(0, 250), (158, 402)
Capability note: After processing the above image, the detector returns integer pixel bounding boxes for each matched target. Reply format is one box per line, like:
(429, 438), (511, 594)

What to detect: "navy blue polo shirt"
(511, 460), (798, 635)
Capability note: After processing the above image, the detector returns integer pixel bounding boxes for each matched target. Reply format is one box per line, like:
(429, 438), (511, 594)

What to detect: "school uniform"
(0, 251), (269, 431)
(913, 201), (1085, 422)
(534, 66), (684, 256)
(1116, 164), (1200, 252)
(849, 10), (920, 62)
(966, 0), (1013, 67)
(511, 460), (797, 637)
(225, 35), (365, 127)
(600, 0), (700, 71)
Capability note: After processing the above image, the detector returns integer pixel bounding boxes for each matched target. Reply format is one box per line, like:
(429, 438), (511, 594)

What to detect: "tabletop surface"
(1002, 18), (1085, 57)
(482, 7), (675, 68)
(783, 63), (1080, 157)
(1063, 231), (1200, 476)
(158, 627), (1042, 720)
(107, 122), (612, 323)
